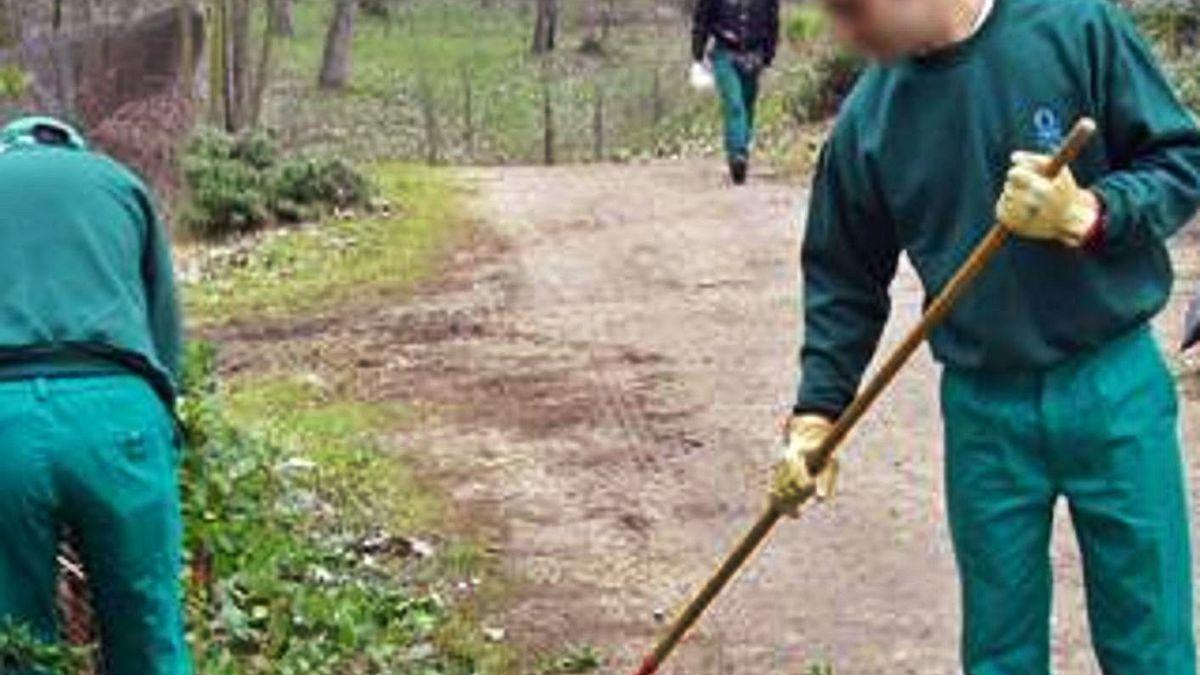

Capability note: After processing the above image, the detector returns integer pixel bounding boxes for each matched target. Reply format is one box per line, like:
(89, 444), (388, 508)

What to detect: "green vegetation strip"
(181, 344), (515, 674)
(185, 163), (468, 326)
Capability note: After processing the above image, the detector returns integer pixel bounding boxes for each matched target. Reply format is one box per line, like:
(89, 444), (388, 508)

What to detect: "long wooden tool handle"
(633, 118), (1097, 675)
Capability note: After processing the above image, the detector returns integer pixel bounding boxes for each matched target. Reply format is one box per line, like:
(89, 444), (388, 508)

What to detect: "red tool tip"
(633, 656), (659, 675)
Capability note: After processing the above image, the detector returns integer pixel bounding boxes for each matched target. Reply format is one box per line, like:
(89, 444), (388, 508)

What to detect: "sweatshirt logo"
(1032, 107), (1064, 151)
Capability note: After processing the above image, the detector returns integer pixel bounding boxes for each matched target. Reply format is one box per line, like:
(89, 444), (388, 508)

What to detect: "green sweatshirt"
(796, 0), (1200, 416)
(0, 144), (182, 403)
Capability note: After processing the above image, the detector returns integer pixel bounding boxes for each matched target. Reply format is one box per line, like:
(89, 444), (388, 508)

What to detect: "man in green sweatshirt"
(0, 117), (191, 674)
(769, 0), (1200, 672)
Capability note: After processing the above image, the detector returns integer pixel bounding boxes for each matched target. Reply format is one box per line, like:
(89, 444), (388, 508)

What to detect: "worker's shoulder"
(72, 150), (153, 197)
(0, 148), (153, 211)
(0, 146), (140, 181)
(1003, 0), (1121, 32)
(81, 151), (149, 190)
(822, 66), (889, 152)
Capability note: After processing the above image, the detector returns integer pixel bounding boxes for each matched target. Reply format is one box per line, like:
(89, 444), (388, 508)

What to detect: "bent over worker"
(770, 0), (1200, 672)
(0, 117), (191, 674)
(691, 0), (780, 185)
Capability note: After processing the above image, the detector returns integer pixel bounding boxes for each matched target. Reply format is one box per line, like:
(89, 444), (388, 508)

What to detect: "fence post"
(417, 65), (441, 164)
(592, 79), (604, 161)
(651, 65), (664, 126)
(541, 62), (555, 166)
(462, 62), (475, 161)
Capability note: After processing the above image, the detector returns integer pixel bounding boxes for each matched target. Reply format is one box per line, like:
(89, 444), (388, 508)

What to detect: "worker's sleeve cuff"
(1090, 180), (1133, 249)
(792, 403), (842, 421)
(1080, 191), (1109, 253)
(793, 386), (850, 420)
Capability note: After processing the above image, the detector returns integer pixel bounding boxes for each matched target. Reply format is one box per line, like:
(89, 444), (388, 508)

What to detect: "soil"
(209, 160), (1200, 674)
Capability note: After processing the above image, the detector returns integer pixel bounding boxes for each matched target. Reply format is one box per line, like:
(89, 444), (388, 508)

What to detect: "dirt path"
(215, 160), (1200, 674)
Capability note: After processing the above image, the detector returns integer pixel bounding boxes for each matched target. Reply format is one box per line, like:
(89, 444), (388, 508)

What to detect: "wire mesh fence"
(57, 536), (100, 675)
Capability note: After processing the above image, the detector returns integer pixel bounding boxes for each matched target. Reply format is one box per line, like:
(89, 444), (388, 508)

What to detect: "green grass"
(259, 0), (1199, 167)
(181, 353), (517, 674)
(223, 375), (441, 532)
(184, 162), (468, 326)
(263, 0), (791, 164)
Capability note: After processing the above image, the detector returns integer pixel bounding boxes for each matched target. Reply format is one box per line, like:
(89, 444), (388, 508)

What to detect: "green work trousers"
(712, 48), (760, 162)
(942, 326), (1195, 674)
(0, 375), (191, 675)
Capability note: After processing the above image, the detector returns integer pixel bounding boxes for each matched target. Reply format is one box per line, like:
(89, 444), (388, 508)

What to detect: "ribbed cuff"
(1079, 191), (1108, 252)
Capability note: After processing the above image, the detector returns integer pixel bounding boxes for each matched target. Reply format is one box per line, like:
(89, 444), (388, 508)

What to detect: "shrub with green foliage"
(270, 157), (373, 223)
(1166, 58), (1200, 114)
(180, 141), (272, 239)
(180, 130), (374, 240)
(0, 619), (90, 675)
(783, 48), (866, 124)
(785, 5), (830, 47)
(0, 65), (29, 100)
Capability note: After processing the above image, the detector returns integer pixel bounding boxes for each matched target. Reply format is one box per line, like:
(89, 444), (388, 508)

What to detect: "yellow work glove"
(770, 414), (839, 517)
(996, 151), (1101, 247)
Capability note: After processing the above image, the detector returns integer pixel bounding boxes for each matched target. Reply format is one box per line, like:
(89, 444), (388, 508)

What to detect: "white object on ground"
(689, 61), (715, 92)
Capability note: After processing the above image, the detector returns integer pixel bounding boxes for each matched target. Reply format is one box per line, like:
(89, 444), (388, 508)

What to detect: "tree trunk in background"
(319, 0), (357, 89)
(584, 0), (599, 40)
(179, 1), (195, 99)
(249, 0), (277, 127)
(0, 0), (24, 48)
(531, 0), (556, 54)
(0, 0), (17, 48)
(274, 0), (294, 37)
(581, 0), (602, 52)
(208, 0), (229, 128)
(228, 0), (250, 129)
(119, 0), (139, 22)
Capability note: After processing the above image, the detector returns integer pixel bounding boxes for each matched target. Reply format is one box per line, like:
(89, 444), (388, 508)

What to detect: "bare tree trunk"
(274, 0), (294, 37)
(229, 0), (251, 130)
(319, 0), (358, 89)
(581, 0), (601, 50)
(179, 1), (195, 100)
(531, 0), (557, 54)
(249, 0), (278, 127)
(0, 0), (21, 49)
(208, 0), (229, 129)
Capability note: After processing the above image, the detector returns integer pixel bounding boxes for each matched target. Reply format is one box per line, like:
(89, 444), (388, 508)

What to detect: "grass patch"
(182, 346), (516, 674)
(222, 374), (440, 532)
(264, 0), (804, 165)
(184, 162), (468, 326)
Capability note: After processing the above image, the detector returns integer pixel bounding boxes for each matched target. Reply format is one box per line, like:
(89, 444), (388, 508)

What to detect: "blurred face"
(822, 0), (951, 61)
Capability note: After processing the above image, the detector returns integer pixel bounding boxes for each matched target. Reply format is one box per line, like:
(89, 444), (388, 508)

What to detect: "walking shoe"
(729, 157), (748, 185)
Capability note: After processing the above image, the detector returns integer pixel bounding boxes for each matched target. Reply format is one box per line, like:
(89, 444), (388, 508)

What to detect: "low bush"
(0, 65), (30, 100)
(1166, 57), (1200, 115)
(180, 130), (374, 240)
(0, 619), (89, 675)
(270, 156), (373, 223)
(785, 5), (829, 48)
(783, 48), (866, 124)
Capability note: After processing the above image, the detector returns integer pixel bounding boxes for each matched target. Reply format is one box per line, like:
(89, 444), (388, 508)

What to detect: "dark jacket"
(691, 0), (781, 66)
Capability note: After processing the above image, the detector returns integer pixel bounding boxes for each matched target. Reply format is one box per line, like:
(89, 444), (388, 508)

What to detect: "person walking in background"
(691, 0), (781, 185)
(0, 116), (191, 675)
